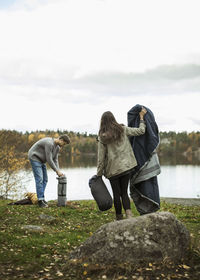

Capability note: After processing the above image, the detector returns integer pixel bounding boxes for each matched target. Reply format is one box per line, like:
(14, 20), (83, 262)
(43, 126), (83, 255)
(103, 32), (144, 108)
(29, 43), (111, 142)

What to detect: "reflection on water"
(26, 167), (101, 201)
(59, 153), (200, 167)
(59, 154), (97, 168)
(24, 155), (200, 201)
(159, 154), (200, 165)
(158, 165), (200, 199)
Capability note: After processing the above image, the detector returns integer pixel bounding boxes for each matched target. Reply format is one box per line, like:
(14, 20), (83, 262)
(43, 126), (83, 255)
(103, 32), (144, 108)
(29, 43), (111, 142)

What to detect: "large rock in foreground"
(70, 212), (190, 264)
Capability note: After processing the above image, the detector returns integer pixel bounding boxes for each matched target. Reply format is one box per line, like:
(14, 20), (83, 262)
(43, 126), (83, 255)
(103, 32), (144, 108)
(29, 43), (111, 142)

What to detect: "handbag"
(89, 175), (113, 211)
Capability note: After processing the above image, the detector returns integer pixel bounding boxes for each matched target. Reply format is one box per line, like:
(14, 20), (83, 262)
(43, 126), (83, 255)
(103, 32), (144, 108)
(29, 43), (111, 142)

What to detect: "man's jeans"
(30, 159), (48, 201)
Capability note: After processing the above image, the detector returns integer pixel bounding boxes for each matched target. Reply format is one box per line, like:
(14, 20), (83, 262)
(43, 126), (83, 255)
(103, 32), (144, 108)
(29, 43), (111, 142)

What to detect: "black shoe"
(43, 200), (48, 206)
(38, 200), (48, 208)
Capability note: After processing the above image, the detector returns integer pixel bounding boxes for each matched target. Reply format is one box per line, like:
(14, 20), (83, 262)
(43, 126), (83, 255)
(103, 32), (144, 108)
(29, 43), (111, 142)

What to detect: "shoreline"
(1, 196), (200, 206)
(161, 197), (200, 206)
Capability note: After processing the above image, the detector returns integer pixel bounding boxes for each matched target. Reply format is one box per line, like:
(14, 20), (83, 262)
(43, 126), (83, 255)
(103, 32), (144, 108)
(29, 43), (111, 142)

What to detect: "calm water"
(24, 165), (200, 201)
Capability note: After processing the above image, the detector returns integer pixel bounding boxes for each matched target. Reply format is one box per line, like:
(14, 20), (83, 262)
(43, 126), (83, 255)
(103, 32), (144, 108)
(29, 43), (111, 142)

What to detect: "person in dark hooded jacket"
(97, 109), (147, 220)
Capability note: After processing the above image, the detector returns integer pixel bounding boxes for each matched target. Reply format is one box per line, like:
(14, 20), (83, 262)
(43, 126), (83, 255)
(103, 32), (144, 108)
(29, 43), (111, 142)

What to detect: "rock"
(21, 225), (44, 232)
(70, 212), (190, 264)
(39, 214), (56, 221)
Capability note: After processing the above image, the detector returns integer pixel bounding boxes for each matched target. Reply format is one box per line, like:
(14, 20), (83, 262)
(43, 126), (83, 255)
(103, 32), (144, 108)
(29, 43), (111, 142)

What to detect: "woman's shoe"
(116, 214), (123, 220)
(125, 209), (133, 219)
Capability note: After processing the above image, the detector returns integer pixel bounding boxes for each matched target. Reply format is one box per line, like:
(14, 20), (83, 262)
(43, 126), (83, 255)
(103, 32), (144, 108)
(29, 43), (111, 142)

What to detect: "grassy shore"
(0, 199), (200, 280)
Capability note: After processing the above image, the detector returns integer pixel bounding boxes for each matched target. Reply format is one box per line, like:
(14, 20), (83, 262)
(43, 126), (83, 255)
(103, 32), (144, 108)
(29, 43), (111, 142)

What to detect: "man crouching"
(28, 135), (70, 208)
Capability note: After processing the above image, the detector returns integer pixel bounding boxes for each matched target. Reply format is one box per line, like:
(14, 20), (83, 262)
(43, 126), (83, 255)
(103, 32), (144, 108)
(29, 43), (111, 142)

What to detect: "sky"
(0, 0), (200, 134)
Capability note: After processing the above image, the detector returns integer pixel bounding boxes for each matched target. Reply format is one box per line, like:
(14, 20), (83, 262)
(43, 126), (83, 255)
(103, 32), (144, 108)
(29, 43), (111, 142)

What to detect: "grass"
(0, 199), (200, 280)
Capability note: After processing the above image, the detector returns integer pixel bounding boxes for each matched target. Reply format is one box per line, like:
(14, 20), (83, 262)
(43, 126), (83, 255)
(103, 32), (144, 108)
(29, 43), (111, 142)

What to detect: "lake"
(25, 164), (200, 201)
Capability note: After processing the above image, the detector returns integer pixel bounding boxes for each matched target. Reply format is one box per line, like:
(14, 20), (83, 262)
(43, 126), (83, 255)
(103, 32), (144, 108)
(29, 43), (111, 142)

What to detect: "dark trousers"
(109, 173), (131, 215)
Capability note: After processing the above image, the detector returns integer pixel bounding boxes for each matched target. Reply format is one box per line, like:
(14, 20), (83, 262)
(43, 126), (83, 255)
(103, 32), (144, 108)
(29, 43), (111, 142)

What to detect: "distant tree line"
(0, 129), (97, 159)
(158, 131), (200, 164)
(1, 129), (200, 159)
(0, 129), (200, 163)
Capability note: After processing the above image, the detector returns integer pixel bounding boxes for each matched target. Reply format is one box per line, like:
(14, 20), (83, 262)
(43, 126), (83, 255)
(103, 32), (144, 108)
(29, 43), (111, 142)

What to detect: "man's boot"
(38, 200), (48, 208)
(125, 209), (133, 219)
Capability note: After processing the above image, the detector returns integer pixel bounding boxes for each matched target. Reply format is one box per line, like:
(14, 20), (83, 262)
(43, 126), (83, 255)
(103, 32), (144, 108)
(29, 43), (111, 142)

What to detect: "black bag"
(8, 199), (32, 205)
(89, 175), (113, 211)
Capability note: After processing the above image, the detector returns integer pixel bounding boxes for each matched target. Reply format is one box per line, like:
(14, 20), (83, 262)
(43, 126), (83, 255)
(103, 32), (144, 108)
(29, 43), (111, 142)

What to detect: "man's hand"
(56, 170), (64, 177)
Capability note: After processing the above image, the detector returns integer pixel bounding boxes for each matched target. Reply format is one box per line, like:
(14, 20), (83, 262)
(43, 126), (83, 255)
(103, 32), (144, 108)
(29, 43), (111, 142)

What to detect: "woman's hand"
(139, 107), (147, 120)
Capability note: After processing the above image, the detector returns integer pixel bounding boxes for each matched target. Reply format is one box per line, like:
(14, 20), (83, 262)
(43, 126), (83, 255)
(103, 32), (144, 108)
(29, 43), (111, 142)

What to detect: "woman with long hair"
(97, 108), (147, 220)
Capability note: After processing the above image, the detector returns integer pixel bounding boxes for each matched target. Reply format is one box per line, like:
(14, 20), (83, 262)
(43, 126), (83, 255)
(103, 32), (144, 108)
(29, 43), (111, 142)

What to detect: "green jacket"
(97, 121), (146, 179)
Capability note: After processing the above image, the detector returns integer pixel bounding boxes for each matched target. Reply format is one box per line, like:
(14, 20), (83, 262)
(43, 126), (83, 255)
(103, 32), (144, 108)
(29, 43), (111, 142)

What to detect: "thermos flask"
(57, 175), (67, 206)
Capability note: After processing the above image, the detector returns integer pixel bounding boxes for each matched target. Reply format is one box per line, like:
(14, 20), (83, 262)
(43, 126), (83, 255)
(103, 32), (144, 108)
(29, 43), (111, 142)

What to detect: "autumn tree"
(0, 131), (29, 199)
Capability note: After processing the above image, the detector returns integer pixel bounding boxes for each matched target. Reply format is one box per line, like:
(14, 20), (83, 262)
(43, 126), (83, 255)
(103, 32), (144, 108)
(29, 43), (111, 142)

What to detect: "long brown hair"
(98, 111), (123, 142)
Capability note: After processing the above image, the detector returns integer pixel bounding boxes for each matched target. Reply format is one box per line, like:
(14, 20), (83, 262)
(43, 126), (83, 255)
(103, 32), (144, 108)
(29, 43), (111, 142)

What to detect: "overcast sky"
(0, 0), (200, 134)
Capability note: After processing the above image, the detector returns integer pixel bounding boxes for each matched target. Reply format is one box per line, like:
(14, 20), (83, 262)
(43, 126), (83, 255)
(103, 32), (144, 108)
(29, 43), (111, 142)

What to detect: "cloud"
(77, 64), (200, 96)
(1, 63), (200, 106)
(0, 0), (200, 133)
(1, 0), (200, 72)
(0, 0), (62, 11)
(190, 118), (200, 127)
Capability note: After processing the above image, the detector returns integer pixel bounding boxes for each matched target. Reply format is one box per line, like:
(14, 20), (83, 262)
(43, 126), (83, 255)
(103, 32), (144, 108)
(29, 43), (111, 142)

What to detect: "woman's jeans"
(109, 173), (130, 215)
(30, 159), (48, 201)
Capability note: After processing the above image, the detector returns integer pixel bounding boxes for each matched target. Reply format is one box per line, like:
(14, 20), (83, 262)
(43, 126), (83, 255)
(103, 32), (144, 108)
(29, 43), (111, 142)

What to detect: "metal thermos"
(57, 175), (67, 206)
